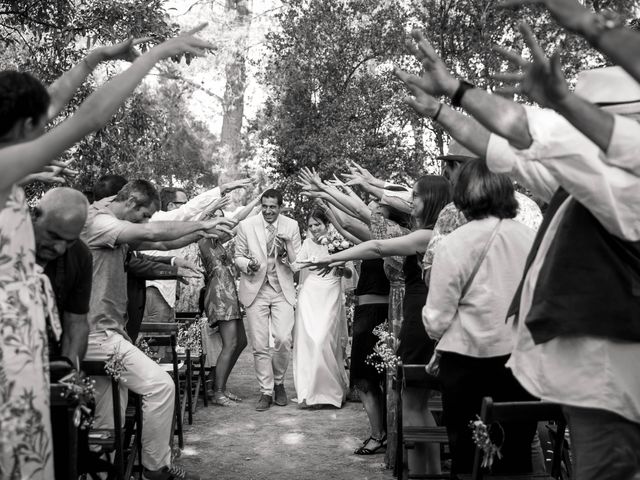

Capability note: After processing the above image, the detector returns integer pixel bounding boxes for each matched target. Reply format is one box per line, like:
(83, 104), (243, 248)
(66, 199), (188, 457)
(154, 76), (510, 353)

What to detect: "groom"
(235, 189), (301, 411)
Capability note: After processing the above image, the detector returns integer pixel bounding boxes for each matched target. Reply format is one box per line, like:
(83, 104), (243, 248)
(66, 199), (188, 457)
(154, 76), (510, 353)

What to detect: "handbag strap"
(460, 219), (502, 299)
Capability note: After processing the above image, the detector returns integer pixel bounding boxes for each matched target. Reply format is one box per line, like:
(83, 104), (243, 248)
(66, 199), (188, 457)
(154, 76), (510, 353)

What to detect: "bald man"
(33, 187), (92, 368)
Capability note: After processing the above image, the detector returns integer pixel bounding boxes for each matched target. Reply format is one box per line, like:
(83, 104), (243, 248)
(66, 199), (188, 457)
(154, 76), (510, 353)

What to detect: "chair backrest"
(481, 397), (565, 424)
(472, 396), (567, 480)
(401, 364), (433, 389)
(81, 360), (124, 478)
(139, 322), (180, 334)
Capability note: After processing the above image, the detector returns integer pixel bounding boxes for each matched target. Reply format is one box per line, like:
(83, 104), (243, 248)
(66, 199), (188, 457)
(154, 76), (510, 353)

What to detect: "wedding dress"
(293, 237), (349, 407)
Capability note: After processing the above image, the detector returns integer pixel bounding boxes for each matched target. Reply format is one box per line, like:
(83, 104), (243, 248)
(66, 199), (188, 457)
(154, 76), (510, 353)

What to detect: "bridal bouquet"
(319, 231), (353, 253)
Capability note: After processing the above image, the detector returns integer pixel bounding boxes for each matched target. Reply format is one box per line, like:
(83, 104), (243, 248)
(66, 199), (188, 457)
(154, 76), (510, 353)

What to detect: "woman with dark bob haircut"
(453, 159), (519, 221)
(422, 158), (537, 476)
(307, 175), (451, 474)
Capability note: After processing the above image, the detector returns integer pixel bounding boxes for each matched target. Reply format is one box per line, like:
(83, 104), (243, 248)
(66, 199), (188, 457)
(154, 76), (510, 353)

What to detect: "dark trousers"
(439, 351), (537, 476)
(563, 405), (640, 480)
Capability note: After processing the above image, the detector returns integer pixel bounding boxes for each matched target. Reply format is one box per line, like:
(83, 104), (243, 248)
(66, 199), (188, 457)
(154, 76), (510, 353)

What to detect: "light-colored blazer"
(234, 214), (302, 307)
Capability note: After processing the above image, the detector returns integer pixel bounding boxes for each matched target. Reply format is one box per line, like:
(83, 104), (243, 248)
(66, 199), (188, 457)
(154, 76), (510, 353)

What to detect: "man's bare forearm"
(139, 230), (205, 251)
(436, 105), (492, 158)
(460, 88), (533, 149)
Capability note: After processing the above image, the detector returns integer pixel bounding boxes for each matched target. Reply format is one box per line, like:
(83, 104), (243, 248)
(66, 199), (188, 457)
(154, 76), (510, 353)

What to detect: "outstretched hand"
(21, 159), (78, 185)
(299, 166), (323, 189)
(152, 23), (215, 61)
(394, 67), (443, 118)
(203, 217), (237, 237)
(94, 37), (154, 64)
(300, 254), (343, 269)
(403, 30), (460, 98)
(203, 195), (231, 218)
(221, 177), (253, 195)
(499, 0), (593, 34)
(492, 23), (570, 107)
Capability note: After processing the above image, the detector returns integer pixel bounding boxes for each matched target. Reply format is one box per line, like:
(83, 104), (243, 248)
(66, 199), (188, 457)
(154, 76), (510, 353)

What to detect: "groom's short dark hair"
(261, 188), (283, 206)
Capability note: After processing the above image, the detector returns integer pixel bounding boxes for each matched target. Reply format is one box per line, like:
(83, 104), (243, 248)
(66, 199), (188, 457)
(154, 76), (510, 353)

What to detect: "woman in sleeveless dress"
(198, 197), (261, 406)
(0, 33), (216, 479)
(307, 176), (451, 472)
(291, 208), (353, 408)
(1, 185), (58, 479)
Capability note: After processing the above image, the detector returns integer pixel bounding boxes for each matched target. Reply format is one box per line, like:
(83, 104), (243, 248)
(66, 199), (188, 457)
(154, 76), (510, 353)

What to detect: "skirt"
(349, 303), (388, 390)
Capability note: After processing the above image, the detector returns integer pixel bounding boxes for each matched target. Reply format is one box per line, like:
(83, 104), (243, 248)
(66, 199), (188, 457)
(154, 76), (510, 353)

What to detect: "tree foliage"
(0, 0), (219, 197)
(257, 0), (420, 211)
(258, 0), (639, 219)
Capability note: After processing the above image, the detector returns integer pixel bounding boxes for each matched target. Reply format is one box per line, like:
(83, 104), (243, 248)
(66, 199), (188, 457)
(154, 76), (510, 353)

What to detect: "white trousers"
(85, 330), (175, 471)
(245, 283), (294, 395)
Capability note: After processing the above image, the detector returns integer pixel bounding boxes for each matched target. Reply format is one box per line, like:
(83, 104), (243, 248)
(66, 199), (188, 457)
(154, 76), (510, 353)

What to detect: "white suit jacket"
(234, 214), (302, 307)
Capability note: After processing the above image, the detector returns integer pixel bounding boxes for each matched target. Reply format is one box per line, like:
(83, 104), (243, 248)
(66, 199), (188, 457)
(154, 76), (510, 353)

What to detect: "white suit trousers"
(245, 283), (295, 395)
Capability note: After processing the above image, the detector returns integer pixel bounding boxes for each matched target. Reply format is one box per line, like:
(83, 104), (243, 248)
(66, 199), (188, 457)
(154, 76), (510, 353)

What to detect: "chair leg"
(112, 379), (124, 480)
(186, 350), (193, 425)
(199, 354), (208, 407)
(170, 336), (184, 449)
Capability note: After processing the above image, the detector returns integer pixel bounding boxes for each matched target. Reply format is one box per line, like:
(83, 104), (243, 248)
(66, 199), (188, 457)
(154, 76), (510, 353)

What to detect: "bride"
(292, 207), (353, 408)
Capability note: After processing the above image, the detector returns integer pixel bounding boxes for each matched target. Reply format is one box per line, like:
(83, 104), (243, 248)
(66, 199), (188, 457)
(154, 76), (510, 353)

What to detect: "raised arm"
(394, 68), (558, 201)
(47, 37), (152, 122)
(309, 229), (432, 267)
(403, 30), (533, 149)
(394, 67), (490, 156)
(492, 23), (615, 152)
(232, 194), (262, 223)
(119, 217), (235, 250)
(502, 0), (640, 84)
(316, 200), (365, 244)
(0, 25), (214, 195)
(299, 167), (370, 223)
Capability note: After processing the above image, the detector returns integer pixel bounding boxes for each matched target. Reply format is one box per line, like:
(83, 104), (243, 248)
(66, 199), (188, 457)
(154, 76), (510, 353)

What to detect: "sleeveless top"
(355, 258), (390, 296)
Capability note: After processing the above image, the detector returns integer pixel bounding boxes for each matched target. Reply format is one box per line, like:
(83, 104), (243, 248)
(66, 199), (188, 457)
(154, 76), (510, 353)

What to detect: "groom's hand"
(248, 257), (261, 273)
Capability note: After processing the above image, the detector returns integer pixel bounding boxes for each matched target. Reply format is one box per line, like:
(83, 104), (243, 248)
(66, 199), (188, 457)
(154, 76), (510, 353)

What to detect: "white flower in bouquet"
(340, 240), (350, 249)
(319, 236), (329, 246)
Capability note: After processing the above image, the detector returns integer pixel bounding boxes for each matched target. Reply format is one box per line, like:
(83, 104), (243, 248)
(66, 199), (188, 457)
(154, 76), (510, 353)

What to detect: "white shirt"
(145, 187), (221, 307)
(423, 217), (534, 357)
(486, 106), (640, 424)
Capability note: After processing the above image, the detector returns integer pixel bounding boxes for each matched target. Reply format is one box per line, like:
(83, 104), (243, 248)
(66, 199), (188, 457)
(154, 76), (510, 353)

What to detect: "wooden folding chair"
(50, 383), (80, 480)
(458, 397), (569, 480)
(138, 322), (185, 449)
(175, 312), (209, 422)
(395, 362), (448, 480)
(81, 360), (125, 480)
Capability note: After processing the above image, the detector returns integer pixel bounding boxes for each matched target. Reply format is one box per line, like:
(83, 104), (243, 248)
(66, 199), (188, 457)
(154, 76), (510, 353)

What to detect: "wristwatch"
(584, 10), (624, 47)
(451, 80), (475, 108)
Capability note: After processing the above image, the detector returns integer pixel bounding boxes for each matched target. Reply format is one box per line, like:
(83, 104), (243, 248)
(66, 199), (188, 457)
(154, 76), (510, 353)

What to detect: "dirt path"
(178, 348), (394, 480)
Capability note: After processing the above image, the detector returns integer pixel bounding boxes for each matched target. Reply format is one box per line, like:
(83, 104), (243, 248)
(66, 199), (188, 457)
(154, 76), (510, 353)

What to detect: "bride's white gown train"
(293, 238), (348, 407)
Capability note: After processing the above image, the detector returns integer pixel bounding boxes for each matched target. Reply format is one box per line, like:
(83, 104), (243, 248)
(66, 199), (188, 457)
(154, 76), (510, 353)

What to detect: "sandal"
(224, 391), (242, 402)
(212, 392), (235, 406)
(354, 434), (387, 455)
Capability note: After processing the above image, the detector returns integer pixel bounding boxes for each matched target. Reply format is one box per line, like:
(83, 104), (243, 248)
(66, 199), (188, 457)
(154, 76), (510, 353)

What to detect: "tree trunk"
(219, 0), (251, 185)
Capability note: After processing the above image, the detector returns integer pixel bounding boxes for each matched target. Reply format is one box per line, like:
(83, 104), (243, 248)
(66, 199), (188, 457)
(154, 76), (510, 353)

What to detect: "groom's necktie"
(266, 223), (276, 256)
